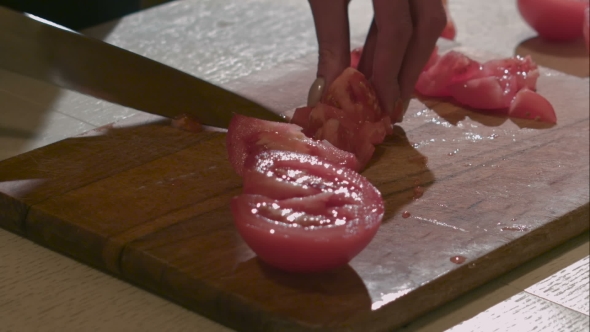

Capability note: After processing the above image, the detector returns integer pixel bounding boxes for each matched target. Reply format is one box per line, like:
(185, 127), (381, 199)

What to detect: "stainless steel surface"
(0, 6), (285, 128)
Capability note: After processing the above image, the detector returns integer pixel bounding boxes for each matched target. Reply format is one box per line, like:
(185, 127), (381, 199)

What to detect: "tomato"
(449, 76), (516, 111)
(231, 150), (384, 273)
(517, 0), (588, 42)
(508, 88), (557, 124)
(290, 67), (392, 169)
(226, 114), (360, 176)
(415, 50), (482, 97)
(322, 67), (383, 123)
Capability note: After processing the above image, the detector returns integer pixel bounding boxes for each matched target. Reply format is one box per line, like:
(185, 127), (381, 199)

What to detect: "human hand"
(307, 0), (447, 123)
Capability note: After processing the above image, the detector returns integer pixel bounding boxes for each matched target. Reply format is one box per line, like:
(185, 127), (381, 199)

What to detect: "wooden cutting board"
(0, 46), (588, 332)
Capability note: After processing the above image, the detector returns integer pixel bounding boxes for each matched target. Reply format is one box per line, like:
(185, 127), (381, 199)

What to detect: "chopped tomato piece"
(226, 114), (360, 176)
(232, 150), (384, 273)
(508, 89), (557, 124)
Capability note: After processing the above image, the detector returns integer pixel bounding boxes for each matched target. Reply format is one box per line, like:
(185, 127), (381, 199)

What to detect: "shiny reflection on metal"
(0, 6), (285, 128)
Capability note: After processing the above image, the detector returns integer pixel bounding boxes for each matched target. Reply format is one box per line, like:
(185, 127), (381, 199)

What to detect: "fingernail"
(307, 77), (325, 107)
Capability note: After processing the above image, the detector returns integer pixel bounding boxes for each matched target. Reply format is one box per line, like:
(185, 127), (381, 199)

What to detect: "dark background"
(0, 0), (172, 30)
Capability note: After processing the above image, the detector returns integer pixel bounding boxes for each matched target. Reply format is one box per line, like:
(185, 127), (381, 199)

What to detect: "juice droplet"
(402, 211), (411, 218)
(450, 255), (467, 264)
(413, 186), (424, 199)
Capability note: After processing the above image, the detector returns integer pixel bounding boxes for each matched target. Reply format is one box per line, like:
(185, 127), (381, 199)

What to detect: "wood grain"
(446, 292), (590, 332)
(0, 46), (587, 332)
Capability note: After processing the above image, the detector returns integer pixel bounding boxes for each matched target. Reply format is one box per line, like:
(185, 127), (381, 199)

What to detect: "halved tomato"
(517, 0), (588, 42)
(231, 150), (384, 273)
(226, 114), (360, 176)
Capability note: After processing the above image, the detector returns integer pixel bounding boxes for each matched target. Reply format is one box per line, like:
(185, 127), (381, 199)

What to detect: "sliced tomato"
(449, 76), (517, 111)
(322, 67), (383, 123)
(415, 50), (482, 97)
(481, 55), (539, 91)
(232, 150), (384, 273)
(290, 106), (313, 129)
(517, 0), (588, 42)
(290, 67), (392, 169)
(508, 88), (557, 124)
(226, 114), (360, 176)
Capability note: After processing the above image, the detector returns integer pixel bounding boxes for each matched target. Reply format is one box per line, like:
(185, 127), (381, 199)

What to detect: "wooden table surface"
(1, 0), (588, 331)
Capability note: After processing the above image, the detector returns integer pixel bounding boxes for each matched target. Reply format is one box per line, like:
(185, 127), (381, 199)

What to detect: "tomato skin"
(231, 150), (384, 273)
(226, 114), (360, 176)
(231, 195), (381, 273)
(517, 0), (588, 42)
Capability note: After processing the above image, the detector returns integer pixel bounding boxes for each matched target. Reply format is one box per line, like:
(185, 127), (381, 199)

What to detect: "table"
(1, 1), (588, 331)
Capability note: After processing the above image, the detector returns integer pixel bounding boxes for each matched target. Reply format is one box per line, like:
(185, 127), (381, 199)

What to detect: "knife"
(0, 6), (286, 128)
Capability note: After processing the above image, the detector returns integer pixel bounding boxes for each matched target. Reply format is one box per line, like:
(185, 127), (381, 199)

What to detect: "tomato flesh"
(517, 0), (588, 42)
(232, 150), (384, 273)
(508, 88), (557, 124)
(226, 114), (360, 176)
(291, 68), (392, 169)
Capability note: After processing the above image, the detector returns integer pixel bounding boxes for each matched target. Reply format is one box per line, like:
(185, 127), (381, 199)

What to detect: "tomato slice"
(226, 114), (360, 176)
(508, 88), (557, 124)
(415, 50), (483, 97)
(517, 0), (588, 42)
(232, 150), (384, 273)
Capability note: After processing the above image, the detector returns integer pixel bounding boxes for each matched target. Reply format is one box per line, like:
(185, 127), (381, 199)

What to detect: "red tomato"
(226, 114), (360, 176)
(517, 0), (588, 42)
(231, 150), (384, 273)
(508, 88), (557, 124)
(291, 67), (393, 169)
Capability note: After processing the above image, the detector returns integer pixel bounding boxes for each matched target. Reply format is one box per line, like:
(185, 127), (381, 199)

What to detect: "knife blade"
(0, 6), (286, 128)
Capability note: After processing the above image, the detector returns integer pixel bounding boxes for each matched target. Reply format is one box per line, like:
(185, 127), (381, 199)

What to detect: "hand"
(307, 0), (447, 123)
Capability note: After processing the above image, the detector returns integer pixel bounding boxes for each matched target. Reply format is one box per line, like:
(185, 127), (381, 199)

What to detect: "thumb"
(307, 0), (351, 106)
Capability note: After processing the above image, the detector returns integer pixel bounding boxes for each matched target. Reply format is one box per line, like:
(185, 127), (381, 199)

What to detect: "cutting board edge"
(114, 203), (589, 332)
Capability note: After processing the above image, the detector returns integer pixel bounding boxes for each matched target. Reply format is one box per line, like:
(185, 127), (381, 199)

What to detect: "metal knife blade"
(0, 6), (286, 128)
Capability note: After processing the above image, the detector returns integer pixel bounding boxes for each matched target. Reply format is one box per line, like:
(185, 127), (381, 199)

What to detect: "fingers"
(370, 0), (413, 120)
(398, 0), (446, 105)
(357, 19), (377, 79)
(307, 0), (351, 106)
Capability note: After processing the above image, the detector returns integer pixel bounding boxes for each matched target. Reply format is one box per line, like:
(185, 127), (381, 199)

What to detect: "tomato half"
(517, 0), (588, 42)
(226, 114), (360, 176)
(231, 150), (384, 273)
